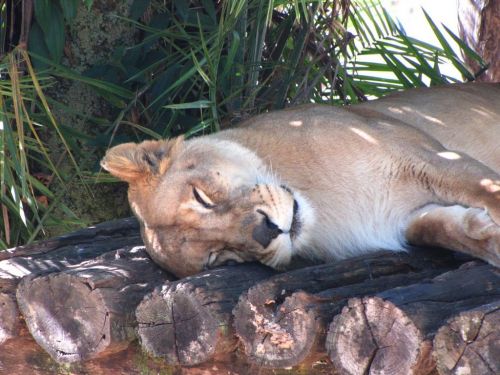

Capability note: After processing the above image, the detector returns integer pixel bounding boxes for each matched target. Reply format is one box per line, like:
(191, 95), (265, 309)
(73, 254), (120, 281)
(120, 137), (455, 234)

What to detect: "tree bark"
(136, 263), (276, 366)
(433, 300), (499, 375)
(232, 249), (463, 368)
(16, 245), (173, 363)
(458, 0), (500, 81)
(326, 263), (500, 375)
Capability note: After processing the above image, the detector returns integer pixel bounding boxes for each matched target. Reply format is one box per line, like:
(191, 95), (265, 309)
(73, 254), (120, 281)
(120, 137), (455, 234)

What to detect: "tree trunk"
(326, 263), (500, 375)
(433, 300), (499, 375)
(233, 250), (463, 368)
(16, 246), (173, 363)
(458, 0), (500, 81)
(136, 263), (276, 366)
(0, 217), (141, 347)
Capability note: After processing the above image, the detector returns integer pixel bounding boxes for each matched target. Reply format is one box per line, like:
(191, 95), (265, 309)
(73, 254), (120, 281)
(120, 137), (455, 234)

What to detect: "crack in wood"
(470, 347), (496, 374)
(171, 298), (181, 364)
(361, 300), (380, 375)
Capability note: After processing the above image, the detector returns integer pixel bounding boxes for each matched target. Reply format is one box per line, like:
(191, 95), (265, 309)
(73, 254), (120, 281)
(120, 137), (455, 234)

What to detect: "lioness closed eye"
(101, 83), (500, 277)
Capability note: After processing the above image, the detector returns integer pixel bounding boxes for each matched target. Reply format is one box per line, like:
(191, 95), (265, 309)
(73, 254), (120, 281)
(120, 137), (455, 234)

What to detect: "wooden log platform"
(433, 300), (499, 375)
(0, 217), (142, 347)
(233, 249), (463, 368)
(136, 263), (276, 366)
(16, 246), (174, 363)
(325, 263), (500, 375)
(1, 217), (498, 374)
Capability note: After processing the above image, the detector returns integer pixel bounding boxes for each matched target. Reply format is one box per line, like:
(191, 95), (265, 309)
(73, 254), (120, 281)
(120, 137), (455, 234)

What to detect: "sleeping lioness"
(101, 83), (500, 277)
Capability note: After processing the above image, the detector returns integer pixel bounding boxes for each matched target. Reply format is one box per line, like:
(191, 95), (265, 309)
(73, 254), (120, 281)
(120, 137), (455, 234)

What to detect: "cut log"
(136, 263), (276, 366)
(0, 288), (21, 344)
(16, 246), (174, 363)
(236, 268), (451, 368)
(0, 217), (141, 347)
(233, 249), (463, 368)
(326, 263), (500, 375)
(433, 301), (500, 375)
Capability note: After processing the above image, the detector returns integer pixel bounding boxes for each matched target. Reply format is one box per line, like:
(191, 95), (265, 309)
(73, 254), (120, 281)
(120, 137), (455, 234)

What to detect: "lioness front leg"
(412, 151), (500, 226)
(406, 204), (500, 267)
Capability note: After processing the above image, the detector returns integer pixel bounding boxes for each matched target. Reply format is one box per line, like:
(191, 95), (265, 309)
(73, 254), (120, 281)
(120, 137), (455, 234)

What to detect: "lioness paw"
(479, 179), (500, 225)
(463, 208), (498, 240)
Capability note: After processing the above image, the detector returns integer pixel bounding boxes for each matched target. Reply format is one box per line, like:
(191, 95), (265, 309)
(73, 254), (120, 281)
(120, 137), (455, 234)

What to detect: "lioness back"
(101, 83), (500, 277)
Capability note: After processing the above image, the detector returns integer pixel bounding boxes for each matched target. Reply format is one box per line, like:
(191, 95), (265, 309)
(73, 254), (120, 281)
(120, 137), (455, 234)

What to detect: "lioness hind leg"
(406, 205), (500, 267)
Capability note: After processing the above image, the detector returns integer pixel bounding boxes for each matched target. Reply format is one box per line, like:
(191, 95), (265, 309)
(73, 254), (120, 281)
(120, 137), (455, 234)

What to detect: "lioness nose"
(252, 210), (283, 248)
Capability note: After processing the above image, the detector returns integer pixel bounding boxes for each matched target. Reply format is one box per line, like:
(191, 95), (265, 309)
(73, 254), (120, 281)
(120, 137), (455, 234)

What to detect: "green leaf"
(34, 1), (65, 62)
(59, 0), (79, 22)
(442, 24), (486, 68)
(147, 58), (206, 110)
(83, 0), (94, 10)
(130, 0), (152, 20)
(375, 44), (421, 88)
(28, 51), (134, 99)
(397, 34), (445, 84)
(27, 22), (51, 70)
(33, 0), (52, 33)
(422, 8), (474, 81)
(164, 100), (212, 109)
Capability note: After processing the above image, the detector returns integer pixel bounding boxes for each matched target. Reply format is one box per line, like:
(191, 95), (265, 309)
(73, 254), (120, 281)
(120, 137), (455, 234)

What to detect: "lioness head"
(101, 137), (313, 277)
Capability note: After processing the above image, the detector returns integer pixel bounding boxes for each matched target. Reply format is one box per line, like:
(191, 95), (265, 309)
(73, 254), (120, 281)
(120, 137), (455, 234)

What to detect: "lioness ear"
(100, 136), (184, 184)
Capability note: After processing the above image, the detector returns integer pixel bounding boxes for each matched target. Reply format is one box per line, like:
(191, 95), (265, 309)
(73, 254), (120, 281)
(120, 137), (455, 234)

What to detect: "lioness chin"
(101, 83), (500, 277)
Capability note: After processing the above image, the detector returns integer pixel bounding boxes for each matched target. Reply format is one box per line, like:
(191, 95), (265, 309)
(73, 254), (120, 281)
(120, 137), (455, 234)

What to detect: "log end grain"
(433, 301), (500, 375)
(0, 292), (21, 344)
(233, 287), (319, 368)
(326, 297), (433, 375)
(16, 246), (171, 363)
(17, 272), (119, 363)
(136, 284), (221, 366)
(137, 264), (275, 366)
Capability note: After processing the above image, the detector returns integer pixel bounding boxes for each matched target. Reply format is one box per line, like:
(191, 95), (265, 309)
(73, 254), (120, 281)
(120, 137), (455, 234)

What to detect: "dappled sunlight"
(130, 245), (145, 253)
(36, 305), (80, 353)
(437, 151), (461, 160)
(470, 106), (495, 119)
(0, 260), (33, 278)
(480, 179), (500, 193)
(349, 127), (379, 144)
(288, 120), (303, 127)
(76, 265), (131, 279)
(421, 113), (445, 126)
(393, 106), (448, 127)
(388, 106), (404, 114)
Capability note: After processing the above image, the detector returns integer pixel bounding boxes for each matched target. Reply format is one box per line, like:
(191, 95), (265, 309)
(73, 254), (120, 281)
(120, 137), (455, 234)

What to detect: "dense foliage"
(0, 0), (486, 247)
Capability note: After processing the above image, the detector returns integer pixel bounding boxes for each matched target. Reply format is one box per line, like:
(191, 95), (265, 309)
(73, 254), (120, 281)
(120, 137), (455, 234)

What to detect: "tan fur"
(101, 83), (500, 277)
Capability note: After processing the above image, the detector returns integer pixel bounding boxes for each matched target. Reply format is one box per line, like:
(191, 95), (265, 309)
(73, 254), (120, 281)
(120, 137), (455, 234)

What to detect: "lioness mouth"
(290, 199), (301, 239)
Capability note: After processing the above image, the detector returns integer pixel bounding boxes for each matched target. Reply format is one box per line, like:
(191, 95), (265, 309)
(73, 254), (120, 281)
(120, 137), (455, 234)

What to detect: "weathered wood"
(233, 250), (463, 368)
(16, 246), (174, 363)
(326, 263), (500, 375)
(236, 267), (451, 368)
(0, 287), (21, 344)
(0, 216), (140, 261)
(136, 263), (276, 366)
(0, 217), (141, 347)
(433, 301), (500, 375)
